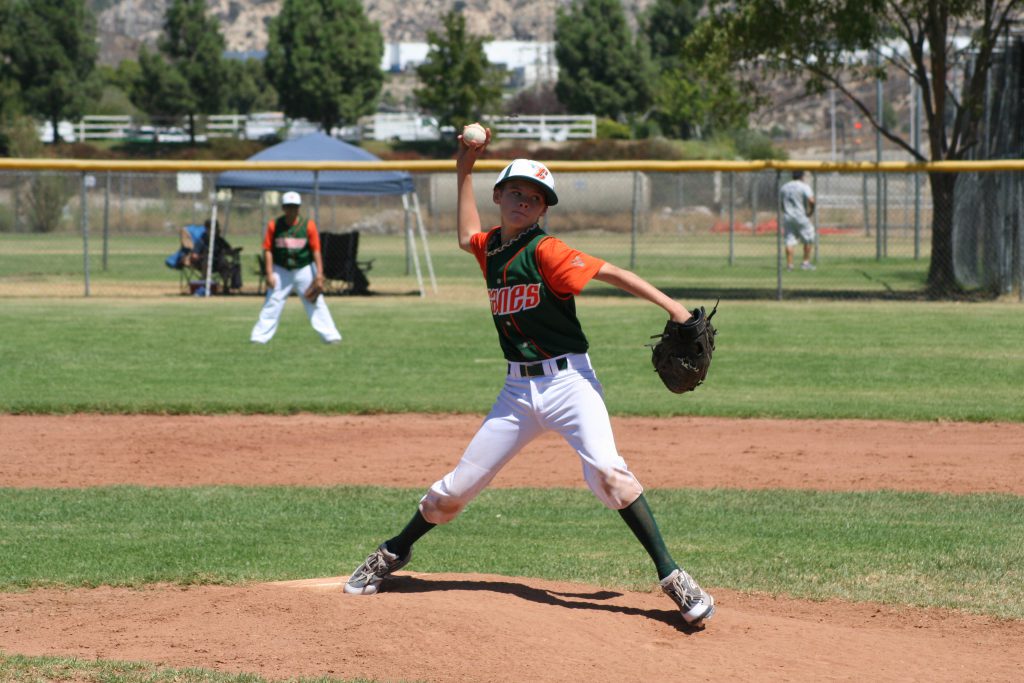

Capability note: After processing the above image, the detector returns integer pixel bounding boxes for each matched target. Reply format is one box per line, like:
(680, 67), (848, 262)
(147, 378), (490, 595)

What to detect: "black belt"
(509, 357), (569, 377)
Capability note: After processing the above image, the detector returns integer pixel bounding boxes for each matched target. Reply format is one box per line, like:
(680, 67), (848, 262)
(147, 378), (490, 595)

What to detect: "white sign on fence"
(176, 172), (203, 194)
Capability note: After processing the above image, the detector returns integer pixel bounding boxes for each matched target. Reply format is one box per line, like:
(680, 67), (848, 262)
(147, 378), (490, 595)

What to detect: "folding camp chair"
(320, 230), (373, 295)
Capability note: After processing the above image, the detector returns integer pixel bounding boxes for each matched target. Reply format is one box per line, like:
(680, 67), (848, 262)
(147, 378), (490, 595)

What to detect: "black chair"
(320, 230), (373, 295)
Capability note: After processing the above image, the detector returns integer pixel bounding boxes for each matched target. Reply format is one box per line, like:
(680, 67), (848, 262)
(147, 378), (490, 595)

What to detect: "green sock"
(618, 494), (679, 580)
(385, 509), (435, 558)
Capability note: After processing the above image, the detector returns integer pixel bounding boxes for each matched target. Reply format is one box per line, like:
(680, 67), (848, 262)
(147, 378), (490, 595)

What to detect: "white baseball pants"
(250, 263), (342, 344)
(419, 353), (644, 524)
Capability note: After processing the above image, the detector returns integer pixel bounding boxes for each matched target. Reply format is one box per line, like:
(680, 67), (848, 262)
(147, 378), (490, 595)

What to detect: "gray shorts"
(784, 218), (815, 247)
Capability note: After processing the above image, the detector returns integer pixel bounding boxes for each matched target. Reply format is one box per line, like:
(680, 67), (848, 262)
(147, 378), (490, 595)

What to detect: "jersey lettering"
(489, 283), (541, 315)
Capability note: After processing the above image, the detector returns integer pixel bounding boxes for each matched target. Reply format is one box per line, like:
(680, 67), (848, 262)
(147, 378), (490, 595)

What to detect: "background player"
(250, 191), (342, 344)
(343, 127), (715, 626)
(779, 170), (817, 271)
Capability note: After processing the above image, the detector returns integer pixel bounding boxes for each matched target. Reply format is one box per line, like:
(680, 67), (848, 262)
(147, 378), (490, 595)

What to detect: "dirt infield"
(2, 414), (1023, 682)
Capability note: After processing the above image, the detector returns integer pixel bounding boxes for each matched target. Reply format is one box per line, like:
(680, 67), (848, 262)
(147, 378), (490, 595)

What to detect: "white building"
(383, 41), (557, 87)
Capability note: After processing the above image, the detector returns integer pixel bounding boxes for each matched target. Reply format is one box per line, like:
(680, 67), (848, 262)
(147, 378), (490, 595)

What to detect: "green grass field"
(0, 297), (1021, 419)
(2, 486), (1022, 619)
(0, 228), (934, 298)
(2, 262), (1022, 682)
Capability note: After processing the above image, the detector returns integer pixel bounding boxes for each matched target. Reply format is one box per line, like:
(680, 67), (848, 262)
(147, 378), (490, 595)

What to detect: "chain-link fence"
(1, 163), (1021, 300)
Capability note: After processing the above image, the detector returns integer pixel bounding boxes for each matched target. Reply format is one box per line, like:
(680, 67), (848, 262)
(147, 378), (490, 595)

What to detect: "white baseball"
(462, 123), (487, 146)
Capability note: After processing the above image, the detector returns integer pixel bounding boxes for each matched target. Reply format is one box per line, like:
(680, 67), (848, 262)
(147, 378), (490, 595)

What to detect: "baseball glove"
(649, 302), (718, 394)
(304, 280), (324, 302)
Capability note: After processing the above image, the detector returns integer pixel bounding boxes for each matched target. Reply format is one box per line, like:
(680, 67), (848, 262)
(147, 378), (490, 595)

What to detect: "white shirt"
(779, 179), (814, 224)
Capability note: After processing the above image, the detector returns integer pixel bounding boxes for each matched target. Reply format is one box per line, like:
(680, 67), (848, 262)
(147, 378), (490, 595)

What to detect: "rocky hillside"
(91, 0), (653, 65)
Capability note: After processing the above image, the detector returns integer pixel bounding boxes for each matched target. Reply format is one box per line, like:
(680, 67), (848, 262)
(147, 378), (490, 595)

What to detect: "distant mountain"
(90, 0), (654, 65)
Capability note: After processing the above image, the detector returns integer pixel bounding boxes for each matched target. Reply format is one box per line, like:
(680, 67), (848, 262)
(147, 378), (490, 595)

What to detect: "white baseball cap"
(494, 159), (558, 206)
(281, 191), (302, 206)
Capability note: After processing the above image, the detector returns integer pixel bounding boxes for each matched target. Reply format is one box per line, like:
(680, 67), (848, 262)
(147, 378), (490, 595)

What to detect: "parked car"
(156, 127), (207, 143)
(124, 126), (157, 143)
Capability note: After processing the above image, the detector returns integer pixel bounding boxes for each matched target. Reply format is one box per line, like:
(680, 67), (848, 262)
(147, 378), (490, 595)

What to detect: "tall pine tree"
(554, 0), (653, 123)
(643, 0), (753, 139)
(3, 0), (98, 144)
(266, 0), (383, 133)
(415, 10), (502, 132)
(158, 0), (226, 143)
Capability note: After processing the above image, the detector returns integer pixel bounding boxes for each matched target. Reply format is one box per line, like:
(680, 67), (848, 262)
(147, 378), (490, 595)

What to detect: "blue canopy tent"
(213, 132), (435, 296)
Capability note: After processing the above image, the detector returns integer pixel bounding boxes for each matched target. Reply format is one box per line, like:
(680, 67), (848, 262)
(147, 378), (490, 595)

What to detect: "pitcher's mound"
(1, 572), (1022, 682)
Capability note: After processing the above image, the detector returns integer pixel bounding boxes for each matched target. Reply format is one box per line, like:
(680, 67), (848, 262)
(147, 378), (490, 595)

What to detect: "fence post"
(875, 50), (884, 260)
(862, 174), (870, 235)
(751, 174), (759, 232)
(914, 172), (922, 260)
(13, 173), (20, 232)
(812, 172), (819, 264)
(913, 82), (923, 260)
(119, 173), (125, 231)
(102, 171), (110, 270)
(1018, 171), (1023, 301)
(630, 171), (639, 270)
(80, 172), (90, 297)
(882, 174), (889, 258)
(775, 170), (783, 301)
(728, 172), (735, 266)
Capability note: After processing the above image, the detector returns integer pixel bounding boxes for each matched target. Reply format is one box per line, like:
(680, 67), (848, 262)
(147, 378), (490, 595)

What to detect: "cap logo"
(534, 167), (549, 180)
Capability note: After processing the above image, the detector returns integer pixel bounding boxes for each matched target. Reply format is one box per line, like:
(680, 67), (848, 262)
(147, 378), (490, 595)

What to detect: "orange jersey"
(469, 228), (604, 296)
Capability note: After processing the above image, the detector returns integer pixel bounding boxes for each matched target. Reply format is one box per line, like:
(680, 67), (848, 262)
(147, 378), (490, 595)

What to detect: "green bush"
(0, 203), (13, 232)
(596, 117), (632, 140)
(24, 173), (75, 233)
(732, 128), (789, 160)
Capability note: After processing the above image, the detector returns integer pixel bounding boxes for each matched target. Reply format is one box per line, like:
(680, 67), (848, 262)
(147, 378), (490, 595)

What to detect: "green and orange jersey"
(469, 225), (605, 362)
(263, 215), (321, 270)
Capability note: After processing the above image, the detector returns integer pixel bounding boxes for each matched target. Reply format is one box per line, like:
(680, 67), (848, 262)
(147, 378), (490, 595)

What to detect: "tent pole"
(204, 192), (219, 298)
(402, 193), (412, 275)
(412, 191), (437, 293)
(260, 192), (267, 235)
(313, 171), (320, 224)
(404, 193), (425, 297)
(223, 192), (232, 236)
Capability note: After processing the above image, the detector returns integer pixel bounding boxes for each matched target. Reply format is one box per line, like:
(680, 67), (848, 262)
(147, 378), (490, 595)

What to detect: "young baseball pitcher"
(344, 125), (715, 626)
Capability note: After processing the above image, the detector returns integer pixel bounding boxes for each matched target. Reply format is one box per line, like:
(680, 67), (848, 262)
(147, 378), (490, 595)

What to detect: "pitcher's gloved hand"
(649, 302), (718, 394)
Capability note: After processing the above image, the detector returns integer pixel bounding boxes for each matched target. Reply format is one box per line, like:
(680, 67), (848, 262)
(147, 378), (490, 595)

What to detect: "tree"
(3, 0), (98, 144)
(690, 0), (1024, 296)
(266, 0), (383, 133)
(0, 0), (23, 138)
(554, 0), (654, 123)
(644, 0), (700, 69)
(642, 0), (750, 138)
(415, 10), (503, 132)
(222, 59), (278, 115)
(158, 0), (226, 143)
(131, 47), (193, 129)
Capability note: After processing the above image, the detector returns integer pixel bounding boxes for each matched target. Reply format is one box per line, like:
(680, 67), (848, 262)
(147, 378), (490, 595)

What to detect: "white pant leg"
(537, 362), (643, 510)
(250, 264), (297, 343)
(419, 380), (545, 524)
(293, 263), (342, 343)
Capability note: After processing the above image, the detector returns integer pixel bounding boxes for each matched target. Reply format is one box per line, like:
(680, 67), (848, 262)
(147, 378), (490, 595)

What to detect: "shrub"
(596, 117), (632, 140)
(732, 129), (789, 160)
(23, 173), (76, 233)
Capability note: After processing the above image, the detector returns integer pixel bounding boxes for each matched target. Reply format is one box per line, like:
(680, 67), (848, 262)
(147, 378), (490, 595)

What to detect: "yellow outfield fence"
(1, 158), (1021, 300)
(1, 158), (1024, 173)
